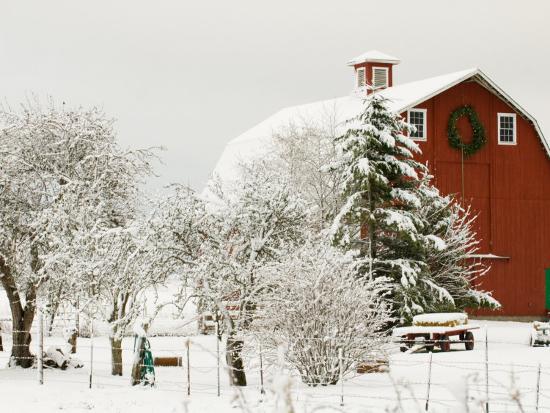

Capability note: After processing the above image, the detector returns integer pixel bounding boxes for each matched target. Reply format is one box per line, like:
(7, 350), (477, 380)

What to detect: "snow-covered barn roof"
(210, 68), (549, 185)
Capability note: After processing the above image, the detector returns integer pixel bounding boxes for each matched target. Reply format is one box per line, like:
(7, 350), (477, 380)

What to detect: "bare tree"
(269, 112), (343, 230)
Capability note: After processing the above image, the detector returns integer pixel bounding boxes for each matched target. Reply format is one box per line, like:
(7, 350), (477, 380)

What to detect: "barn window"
(372, 66), (389, 89)
(498, 113), (517, 145)
(356, 67), (366, 88)
(407, 108), (427, 141)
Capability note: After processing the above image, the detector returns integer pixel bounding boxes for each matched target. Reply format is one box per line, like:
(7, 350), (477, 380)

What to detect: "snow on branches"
(329, 94), (498, 322)
(0, 100), (155, 367)
(254, 240), (392, 386)
(196, 161), (308, 385)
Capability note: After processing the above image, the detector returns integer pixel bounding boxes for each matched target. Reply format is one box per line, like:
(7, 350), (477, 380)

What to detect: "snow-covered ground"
(1, 320), (549, 412)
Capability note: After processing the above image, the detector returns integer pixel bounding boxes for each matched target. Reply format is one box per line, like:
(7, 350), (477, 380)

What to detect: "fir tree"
(330, 94), (427, 321)
(330, 95), (498, 321)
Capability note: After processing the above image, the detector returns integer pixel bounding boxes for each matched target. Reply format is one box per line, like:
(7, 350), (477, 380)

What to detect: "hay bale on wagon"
(412, 313), (468, 327)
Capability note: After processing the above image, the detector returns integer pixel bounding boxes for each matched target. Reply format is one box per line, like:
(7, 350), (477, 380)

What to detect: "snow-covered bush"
(255, 240), (392, 386)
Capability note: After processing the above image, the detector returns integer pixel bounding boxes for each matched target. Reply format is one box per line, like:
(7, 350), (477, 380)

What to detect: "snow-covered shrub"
(255, 240), (392, 386)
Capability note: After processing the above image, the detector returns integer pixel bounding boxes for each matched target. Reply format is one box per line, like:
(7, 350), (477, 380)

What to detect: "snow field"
(1, 320), (550, 412)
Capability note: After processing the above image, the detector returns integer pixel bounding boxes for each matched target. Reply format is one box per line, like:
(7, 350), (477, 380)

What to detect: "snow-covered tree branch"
(254, 240), (393, 386)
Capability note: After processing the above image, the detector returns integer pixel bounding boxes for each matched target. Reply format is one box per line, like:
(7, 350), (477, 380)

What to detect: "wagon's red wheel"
(465, 331), (474, 351)
(439, 335), (450, 352)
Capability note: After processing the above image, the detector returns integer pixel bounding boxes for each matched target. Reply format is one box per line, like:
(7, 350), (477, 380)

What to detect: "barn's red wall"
(404, 80), (550, 316)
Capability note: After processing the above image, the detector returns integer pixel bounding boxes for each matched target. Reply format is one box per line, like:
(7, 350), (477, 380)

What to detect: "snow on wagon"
(393, 313), (478, 353)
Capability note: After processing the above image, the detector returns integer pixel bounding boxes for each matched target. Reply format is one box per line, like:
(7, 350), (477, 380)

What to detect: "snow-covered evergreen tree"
(330, 94), (429, 321)
(255, 240), (392, 386)
(330, 95), (498, 321)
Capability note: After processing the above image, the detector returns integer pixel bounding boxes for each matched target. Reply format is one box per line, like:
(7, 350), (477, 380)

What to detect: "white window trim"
(356, 67), (366, 88)
(407, 108), (427, 141)
(372, 66), (389, 89)
(497, 113), (517, 145)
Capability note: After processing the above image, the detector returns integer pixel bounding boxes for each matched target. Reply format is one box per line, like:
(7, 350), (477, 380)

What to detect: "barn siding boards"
(401, 80), (550, 316)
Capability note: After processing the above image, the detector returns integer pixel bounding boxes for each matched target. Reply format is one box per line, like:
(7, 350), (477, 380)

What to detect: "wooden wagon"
(393, 325), (479, 353)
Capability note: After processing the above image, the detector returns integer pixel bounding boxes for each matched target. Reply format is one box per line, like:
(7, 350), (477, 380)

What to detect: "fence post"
(89, 317), (94, 389)
(339, 347), (344, 407)
(259, 342), (265, 400)
(485, 327), (489, 413)
(425, 351), (432, 411)
(536, 363), (541, 412)
(75, 298), (80, 337)
(38, 311), (44, 385)
(186, 339), (191, 396)
(216, 322), (220, 397)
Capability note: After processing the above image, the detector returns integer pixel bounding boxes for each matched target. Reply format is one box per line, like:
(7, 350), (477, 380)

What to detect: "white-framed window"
(498, 113), (517, 145)
(407, 108), (427, 141)
(372, 66), (389, 89)
(356, 67), (366, 88)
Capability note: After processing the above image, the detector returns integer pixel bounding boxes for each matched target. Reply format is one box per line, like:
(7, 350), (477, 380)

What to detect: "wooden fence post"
(536, 363), (541, 412)
(259, 342), (265, 400)
(38, 311), (44, 385)
(186, 339), (191, 396)
(216, 323), (220, 397)
(339, 348), (344, 407)
(89, 317), (94, 389)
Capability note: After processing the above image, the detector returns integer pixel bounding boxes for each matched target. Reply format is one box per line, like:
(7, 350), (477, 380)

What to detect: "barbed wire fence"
(1, 315), (550, 412)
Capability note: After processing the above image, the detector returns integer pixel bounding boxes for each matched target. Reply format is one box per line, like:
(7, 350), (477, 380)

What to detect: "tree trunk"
(107, 292), (130, 376)
(47, 302), (59, 336)
(0, 256), (36, 368)
(131, 335), (146, 385)
(11, 312), (35, 367)
(110, 337), (123, 376)
(67, 329), (77, 354)
(226, 335), (247, 386)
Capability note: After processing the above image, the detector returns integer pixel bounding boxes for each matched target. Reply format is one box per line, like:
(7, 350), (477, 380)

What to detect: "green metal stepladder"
(132, 334), (156, 386)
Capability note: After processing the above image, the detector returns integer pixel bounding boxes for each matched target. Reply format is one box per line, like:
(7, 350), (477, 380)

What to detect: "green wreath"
(447, 105), (486, 157)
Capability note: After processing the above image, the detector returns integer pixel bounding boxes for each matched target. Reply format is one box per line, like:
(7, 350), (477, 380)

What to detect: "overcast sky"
(1, 1), (548, 190)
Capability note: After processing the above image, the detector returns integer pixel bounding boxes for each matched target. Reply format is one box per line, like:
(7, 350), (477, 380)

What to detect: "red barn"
(212, 50), (550, 317)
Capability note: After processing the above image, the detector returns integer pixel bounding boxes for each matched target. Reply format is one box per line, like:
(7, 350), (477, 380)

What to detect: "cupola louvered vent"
(372, 67), (389, 89)
(356, 67), (366, 87)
